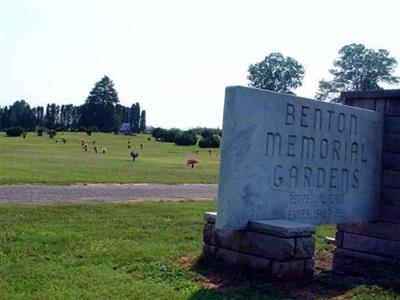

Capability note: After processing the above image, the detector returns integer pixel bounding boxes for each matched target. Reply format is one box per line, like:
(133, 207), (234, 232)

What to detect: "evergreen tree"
(139, 110), (146, 132)
(116, 104), (130, 124)
(0, 107), (3, 130)
(80, 75), (120, 132)
(59, 104), (75, 130)
(45, 103), (59, 129)
(129, 104), (135, 131)
(66, 104), (75, 129)
(60, 105), (67, 129)
(0, 107), (10, 129)
(130, 102), (140, 133)
(33, 106), (44, 127)
(71, 105), (80, 130)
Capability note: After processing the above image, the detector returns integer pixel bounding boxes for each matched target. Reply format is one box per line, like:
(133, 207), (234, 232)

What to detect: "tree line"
(151, 127), (221, 147)
(0, 76), (146, 133)
(248, 43), (399, 101)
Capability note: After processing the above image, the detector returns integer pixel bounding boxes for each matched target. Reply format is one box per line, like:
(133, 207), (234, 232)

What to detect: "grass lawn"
(1, 200), (400, 299)
(0, 132), (220, 184)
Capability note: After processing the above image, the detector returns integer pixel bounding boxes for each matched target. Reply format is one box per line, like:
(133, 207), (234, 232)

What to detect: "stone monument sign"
(217, 86), (384, 230)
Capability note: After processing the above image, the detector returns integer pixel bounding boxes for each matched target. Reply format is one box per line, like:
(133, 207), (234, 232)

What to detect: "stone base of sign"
(202, 212), (316, 279)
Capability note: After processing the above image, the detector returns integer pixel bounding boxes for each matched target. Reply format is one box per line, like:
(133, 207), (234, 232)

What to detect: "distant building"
(118, 123), (131, 135)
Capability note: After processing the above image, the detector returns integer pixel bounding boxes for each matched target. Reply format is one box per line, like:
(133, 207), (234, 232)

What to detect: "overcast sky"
(1, 0), (399, 128)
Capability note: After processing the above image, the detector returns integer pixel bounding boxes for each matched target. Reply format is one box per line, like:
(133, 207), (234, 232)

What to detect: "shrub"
(6, 126), (24, 137)
(48, 130), (57, 138)
(37, 127), (44, 136)
(191, 127), (222, 138)
(78, 126), (87, 132)
(88, 125), (97, 133)
(151, 127), (181, 143)
(151, 127), (164, 138)
(200, 129), (212, 139)
(199, 134), (221, 148)
(175, 131), (197, 146)
(86, 130), (92, 136)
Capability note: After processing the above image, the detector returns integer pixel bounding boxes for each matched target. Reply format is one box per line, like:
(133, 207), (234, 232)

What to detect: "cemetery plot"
(0, 133), (220, 184)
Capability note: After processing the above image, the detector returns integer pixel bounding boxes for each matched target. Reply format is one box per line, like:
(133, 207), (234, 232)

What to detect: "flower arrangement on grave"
(130, 150), (139, 161)
(186, 156), (199, 168)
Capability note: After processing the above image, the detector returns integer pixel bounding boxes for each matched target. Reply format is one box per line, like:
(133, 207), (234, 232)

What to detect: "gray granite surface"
(217, 86), (383, 229)
(248, 219), (316, 237)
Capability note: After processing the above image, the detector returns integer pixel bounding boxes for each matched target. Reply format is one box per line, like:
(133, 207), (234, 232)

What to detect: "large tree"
(139, 110), (146, 132)
(45, 103), (60, 129)
(316, 43), (399, 102)
(130, 102), (140, 133)
(80, 75), (120, 132)
(59, 104), (76, 130)
(116, 104), (130, 124)
(248, 52), (305, 94)
(1, 100), (34, 130)
(32, 106), (45, 127)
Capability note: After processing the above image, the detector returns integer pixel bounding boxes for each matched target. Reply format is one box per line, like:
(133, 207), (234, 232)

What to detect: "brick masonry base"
(333, 221), (400, 270)
(202, 212), (315, 279)
(334, 90), (400, 271)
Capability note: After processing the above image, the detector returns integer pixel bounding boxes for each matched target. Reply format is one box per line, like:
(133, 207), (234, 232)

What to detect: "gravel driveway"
(0, 184), (218, 204)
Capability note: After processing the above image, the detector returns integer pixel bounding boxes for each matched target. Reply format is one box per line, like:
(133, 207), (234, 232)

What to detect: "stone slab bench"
(202, 212), (316, 279)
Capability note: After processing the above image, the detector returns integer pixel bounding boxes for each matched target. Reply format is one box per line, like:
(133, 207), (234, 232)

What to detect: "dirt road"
(0, 184), (218, 204)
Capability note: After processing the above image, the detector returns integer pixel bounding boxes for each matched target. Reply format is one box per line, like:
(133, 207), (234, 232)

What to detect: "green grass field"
(2, 133), (400, 299)
(2, 201), (399, 299)
(0, 132), (220, 184)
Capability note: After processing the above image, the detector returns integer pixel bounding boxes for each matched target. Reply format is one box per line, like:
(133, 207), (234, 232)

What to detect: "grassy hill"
(0, 132), (220, 185)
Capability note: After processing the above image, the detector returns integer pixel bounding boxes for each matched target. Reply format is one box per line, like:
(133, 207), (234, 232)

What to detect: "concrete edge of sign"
(204, 212), (316, 238)
(248, 220), (316, 238)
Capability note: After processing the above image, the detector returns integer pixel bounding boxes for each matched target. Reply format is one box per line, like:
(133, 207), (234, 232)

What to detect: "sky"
(0, 0), (399, 129)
